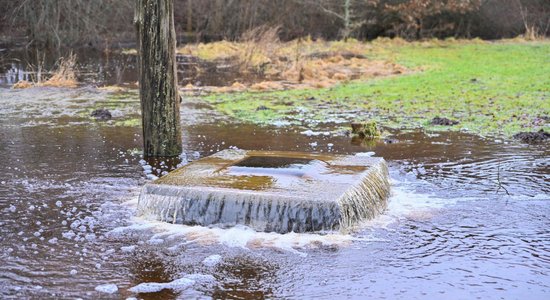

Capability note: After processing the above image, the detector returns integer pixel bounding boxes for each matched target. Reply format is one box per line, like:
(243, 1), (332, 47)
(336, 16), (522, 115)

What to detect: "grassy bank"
(202, 39), (549, 137)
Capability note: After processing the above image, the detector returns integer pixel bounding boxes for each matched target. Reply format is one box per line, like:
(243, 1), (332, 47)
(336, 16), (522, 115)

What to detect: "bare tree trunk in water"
(135, 0), (182, 157)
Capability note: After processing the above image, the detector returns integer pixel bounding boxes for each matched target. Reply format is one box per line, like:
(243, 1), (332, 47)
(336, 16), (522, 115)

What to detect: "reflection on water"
(228, 156), (325, 179)
(0, 49), (262, 88)
(0, 87), (548, 299)
(212, 256), (277, 299)
(233, 156), (316, 168)
(0, 49), (138, 87)
(128, 253), (177, 300)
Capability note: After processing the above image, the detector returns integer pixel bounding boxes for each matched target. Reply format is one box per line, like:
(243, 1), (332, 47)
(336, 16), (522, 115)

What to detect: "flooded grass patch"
(0, 86), (140, 129)
(203, 40), (550, 137)
(178, 36), (408, 91)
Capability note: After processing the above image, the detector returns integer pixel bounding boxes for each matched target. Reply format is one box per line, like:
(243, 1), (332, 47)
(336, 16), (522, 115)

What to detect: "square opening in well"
(232, 156), (315, 169)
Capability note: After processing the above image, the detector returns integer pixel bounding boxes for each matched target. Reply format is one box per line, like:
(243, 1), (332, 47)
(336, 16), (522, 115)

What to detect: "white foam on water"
(120, 245), (136, 252)
(95, 283), (118, 294)
(362, 177), (478, 229)
(110, 217), (359, 257)
(505, 193), (550, 201)
(107, 222), (156, 235)
(128, 274), (214, 293)
(300, 130), (330, 136)
(202, 255), (223, 268)
(355, 152), (375, 157)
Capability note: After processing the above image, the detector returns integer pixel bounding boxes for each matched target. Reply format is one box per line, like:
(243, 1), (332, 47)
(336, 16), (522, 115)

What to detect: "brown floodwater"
(0, 83), (549, 299)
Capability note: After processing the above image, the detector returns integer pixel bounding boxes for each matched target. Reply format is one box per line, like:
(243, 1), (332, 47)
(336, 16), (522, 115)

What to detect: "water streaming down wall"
(338, 162), (390, 230)
(137, 150), (391, 233)
(138, 186), (342, 232)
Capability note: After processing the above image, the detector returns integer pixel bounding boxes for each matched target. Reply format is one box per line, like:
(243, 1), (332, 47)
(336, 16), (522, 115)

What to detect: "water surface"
(0, 86), (548, 299)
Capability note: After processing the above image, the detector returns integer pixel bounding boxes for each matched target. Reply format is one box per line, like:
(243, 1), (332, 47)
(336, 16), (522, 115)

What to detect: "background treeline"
(1, 0), (548, 49)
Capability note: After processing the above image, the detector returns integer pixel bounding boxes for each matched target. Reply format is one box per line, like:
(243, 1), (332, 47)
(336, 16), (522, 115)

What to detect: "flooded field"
(0, 85), (548, 299)
(1, 44), (549, 300)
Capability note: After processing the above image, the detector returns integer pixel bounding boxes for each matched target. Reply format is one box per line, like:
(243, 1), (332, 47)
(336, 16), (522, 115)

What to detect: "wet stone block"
(137, 149), (390, 233)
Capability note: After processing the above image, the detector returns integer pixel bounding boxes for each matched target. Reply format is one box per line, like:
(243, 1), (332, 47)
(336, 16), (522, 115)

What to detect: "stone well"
(137, 149), (390, 233)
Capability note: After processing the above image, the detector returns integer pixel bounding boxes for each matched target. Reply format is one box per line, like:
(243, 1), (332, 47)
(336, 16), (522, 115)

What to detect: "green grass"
(203, 40), (550, 137)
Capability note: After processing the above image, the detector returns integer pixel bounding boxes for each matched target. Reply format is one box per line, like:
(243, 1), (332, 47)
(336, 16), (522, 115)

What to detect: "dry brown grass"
(249, 81), (284, 91)
(239, 26), (281, 72)
(40, 53), (78, 88)
(521, 26), (547, 41)
(12, 53), (78, 89)
(213, 82), (247, 93)
(97, 85), (128, 92)
(12, 80), (33, 89)
(178, 34), (410, 92)
(179, 26), (281, 73)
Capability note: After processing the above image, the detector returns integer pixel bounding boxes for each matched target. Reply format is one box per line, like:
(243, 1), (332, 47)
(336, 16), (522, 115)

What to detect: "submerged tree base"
(137, 149), (390, 233)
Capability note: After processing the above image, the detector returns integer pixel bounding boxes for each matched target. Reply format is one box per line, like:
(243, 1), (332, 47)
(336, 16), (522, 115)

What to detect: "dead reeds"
(178, 31), (409, 93)
(41, 52), (78, 88)
(13, 52), (78, 89)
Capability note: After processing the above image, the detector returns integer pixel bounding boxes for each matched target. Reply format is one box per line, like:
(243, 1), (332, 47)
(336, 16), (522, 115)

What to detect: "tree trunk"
(135, 0), (182, 157)
(186, 0), (193, 34)
(343, 0), (351, 40)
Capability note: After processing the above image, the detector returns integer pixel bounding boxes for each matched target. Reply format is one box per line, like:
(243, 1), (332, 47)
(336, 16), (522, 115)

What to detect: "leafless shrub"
(239, 26), (281, 72)
(1, 0), (548, 50)
(24, 51), (46, 84)
(10, 0), (134, 49)
(13, 52), (78, 88)
(41, 52), (78, 87)
(517, 0), (549, 40)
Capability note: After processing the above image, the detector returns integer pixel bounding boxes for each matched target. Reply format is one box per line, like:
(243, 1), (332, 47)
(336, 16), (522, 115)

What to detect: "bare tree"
(3, 0), (549, 49)
(515, 0), (550, 39)
(295, 0), (378, 40)
(11, 0), (134, 49)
